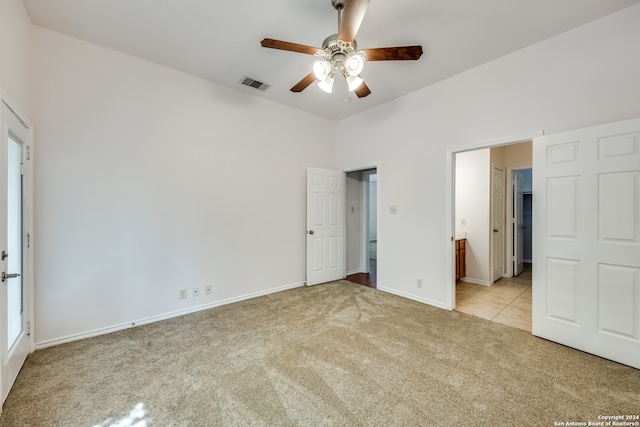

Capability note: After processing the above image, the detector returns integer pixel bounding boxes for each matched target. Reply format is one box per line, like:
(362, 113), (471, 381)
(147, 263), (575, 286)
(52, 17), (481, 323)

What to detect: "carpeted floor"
(1, 281), (638, 426)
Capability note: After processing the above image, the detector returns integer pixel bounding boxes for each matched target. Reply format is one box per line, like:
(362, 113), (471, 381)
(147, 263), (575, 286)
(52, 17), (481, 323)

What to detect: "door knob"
(2, 272), (20, 282)
(1, 251), (7, 260)
(308, 230), (315, 235)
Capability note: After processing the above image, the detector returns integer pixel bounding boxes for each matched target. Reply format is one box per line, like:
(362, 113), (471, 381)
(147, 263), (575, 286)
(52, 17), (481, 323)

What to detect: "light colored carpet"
(1, 281), (638, 426)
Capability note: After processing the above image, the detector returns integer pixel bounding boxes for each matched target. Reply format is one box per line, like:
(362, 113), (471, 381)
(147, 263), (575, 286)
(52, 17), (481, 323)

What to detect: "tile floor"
(455, 264), (532, 332)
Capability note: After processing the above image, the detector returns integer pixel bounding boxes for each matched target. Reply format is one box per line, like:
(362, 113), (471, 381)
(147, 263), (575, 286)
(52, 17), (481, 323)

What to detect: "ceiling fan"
(261, 0), (423, 98)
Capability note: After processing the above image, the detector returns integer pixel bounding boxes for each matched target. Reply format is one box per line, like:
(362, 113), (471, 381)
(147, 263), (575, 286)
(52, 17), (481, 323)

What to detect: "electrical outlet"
(179, 289), (187, 300)
(192, 287), (200, 297)
(205, 285), (212, 295)
(389, 205), (398, 214)
(417, 279), (423, 288)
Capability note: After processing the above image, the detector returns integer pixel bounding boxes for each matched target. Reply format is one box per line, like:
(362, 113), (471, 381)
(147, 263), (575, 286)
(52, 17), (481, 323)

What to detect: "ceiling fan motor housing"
(331, 0), (345, 11)
(321, 34), (357, 58)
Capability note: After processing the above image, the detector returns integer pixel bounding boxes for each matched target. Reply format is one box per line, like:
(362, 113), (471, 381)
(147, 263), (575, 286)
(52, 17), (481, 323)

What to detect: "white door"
(306, 168), (345, 286)
(1, 98), (32, 405)
(533, 117), (640, 369)
(514, 173), (525, 275)
(491, 166), (505, 282)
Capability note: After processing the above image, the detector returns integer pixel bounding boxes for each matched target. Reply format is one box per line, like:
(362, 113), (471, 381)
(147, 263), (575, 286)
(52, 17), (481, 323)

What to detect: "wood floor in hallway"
(345, 259), (377, 288)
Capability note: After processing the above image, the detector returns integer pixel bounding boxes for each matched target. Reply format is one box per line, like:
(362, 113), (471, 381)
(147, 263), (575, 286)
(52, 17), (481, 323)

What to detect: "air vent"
(240, 76), (270, 91)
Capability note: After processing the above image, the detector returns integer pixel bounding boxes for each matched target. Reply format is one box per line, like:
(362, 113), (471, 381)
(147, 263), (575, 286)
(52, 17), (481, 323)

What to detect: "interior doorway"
(345, 168), (377, 288)
(452, 140), (533, 331)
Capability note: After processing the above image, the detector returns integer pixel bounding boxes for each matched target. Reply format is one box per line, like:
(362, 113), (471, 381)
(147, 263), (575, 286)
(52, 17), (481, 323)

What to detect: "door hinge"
(26, 146), (31, 160)
(27, 321), (31, 336)
(26, 233), (30, 248)
(21, 163), (24, 176)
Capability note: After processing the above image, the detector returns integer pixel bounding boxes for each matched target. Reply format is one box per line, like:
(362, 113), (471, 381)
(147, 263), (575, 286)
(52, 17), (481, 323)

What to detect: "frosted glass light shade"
(347, 75), (363, 91)
(317, 74), (334, 93)
(313, 61), (332, 80)
(346, 54), (364, 76)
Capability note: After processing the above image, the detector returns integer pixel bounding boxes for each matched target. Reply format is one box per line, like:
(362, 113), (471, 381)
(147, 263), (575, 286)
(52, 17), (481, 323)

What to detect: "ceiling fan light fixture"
(346, 75), (364, 92)
(346, 53), (364, 76)
(313, 60), (332, 80)
(318, 74), (335, 93)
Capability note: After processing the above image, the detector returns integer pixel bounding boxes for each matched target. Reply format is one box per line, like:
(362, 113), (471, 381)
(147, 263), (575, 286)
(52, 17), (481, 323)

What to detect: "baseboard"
(346, 268), (363, 276)
(523, 259), (532, 264)
(35, 281), (305, 350)
(377, 286), (449, 311)
(459, 277), (493, 286)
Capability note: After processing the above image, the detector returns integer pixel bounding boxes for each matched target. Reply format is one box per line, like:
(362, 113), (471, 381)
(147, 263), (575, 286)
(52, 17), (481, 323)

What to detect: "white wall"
(0, 0), (32, 115)
(504, 141), (533, 168)
(455, 149), (491, 283)
(336, 4), (640, 308)
(32, 27), (336, 346)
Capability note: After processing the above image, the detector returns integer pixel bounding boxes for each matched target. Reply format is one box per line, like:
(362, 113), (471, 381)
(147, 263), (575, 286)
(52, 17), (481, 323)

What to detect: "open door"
(533, 117), (640, 369)
(1, 94), (33, 407)
(491, 166), (505, 282)
(306, 168), (345, 286)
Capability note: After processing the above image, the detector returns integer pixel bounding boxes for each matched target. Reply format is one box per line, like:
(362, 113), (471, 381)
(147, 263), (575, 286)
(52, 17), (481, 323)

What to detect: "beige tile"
(455, 282), (482, 303)
(490, 279), (529, 293)
(472, 289), (518, 306)
(485, 289), (523, 304)
(456, 297), (506, 320)
(455, 272), (532, 332)
(502, 300), (531, 317)
(510, 293), (532, 308)
(516, 287), (532, 303)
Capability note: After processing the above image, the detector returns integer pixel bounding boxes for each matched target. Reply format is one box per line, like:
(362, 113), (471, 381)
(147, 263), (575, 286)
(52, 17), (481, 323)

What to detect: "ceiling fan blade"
(338, 0), (370, 43)
(291, 72), (317, 93)
(260, 38), (319, 55)
(354, 80), (371, 98)
(363, 46), (423, 61)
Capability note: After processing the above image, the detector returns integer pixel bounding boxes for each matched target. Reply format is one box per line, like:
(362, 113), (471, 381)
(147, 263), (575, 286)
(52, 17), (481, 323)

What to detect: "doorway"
(345, 168), (377, 288)
(452, 140), (533, 331)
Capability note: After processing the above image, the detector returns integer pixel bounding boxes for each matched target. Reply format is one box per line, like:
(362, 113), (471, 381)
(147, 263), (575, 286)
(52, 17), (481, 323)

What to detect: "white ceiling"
(23, 0), (640, 121)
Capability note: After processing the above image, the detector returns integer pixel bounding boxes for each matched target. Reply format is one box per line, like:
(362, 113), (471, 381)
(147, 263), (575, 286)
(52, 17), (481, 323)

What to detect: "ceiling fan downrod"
(332, 0), (345, 29)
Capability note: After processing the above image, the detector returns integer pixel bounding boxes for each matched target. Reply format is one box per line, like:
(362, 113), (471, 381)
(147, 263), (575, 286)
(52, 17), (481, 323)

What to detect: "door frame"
(505, 165), (532, 278)
(0, 88), (35, 407)
(446, 132), (542, 310)
(344, 162), (380, 284)
(361, 169), (377, 274)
